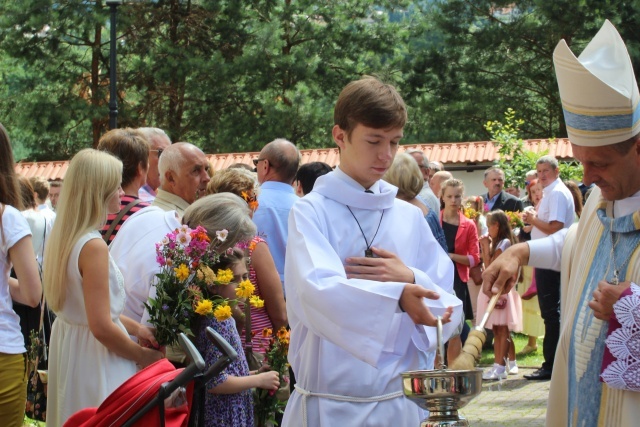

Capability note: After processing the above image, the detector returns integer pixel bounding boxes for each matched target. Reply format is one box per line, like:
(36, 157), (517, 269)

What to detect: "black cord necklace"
(346, 206), (385, 257)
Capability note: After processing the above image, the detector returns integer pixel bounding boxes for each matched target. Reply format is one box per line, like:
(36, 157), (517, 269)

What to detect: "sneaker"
(508, 360), (518, 375)
(483, 364), (507, 381)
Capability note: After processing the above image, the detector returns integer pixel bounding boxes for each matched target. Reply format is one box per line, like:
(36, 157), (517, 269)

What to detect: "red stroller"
(65, 329), (237, 427)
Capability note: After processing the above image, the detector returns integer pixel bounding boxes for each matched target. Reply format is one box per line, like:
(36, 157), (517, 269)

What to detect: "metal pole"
(108, 1), (121, 130)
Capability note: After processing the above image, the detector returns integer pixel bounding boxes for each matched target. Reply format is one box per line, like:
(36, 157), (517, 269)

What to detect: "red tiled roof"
(14, 138), (573, 181)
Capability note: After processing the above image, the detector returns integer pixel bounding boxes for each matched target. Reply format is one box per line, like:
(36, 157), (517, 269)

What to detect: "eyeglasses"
(252, 158), (265, 167)
(150, 149), (164, 157)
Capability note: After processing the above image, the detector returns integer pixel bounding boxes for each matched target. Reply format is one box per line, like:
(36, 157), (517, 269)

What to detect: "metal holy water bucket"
(401, 317), (483, 427)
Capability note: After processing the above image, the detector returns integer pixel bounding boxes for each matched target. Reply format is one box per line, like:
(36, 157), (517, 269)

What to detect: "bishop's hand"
(589, 280), (631, 321)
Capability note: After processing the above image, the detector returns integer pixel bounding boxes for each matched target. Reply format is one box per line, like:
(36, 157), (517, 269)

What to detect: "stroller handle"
(122, 333), (206, 427)
(199, 327), (237, 382)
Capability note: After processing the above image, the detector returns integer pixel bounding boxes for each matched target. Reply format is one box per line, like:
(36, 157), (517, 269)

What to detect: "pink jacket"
(440, 210), (480, 283)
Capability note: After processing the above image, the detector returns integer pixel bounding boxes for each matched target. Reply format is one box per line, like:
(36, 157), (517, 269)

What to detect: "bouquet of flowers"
(463, 205), (481, 220)
(254, 327), (291, 427)
(505, 211), (525, 230)
(145, 225), (261, 346)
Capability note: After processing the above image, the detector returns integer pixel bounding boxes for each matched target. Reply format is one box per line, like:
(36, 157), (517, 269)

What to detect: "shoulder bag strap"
(102, 198), (143, 243)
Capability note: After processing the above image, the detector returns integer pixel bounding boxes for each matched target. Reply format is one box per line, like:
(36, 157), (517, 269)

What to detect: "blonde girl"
(44, 149), (162, 426)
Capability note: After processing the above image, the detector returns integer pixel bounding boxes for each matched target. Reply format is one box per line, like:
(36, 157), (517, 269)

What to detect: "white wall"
(449, 169), (488, 198)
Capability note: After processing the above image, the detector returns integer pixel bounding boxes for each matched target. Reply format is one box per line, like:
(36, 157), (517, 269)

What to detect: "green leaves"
(487, 108), (582, 188)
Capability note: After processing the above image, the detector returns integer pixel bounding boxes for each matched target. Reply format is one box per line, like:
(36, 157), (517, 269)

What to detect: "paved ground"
(455, 367), (550, 427)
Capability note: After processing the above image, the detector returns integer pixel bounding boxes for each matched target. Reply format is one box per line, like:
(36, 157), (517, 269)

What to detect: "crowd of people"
(0, 18), (638, 427)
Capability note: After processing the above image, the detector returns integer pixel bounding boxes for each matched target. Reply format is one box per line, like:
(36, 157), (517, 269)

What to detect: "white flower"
(176, 231), (192, 246)
(179, 224), (190, 234)
(161, 236), (170, 245)
(216, 229), (228, 242)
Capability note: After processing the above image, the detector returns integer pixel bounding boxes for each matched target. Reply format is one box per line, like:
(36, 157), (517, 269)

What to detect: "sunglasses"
(252, 158), (265, 167)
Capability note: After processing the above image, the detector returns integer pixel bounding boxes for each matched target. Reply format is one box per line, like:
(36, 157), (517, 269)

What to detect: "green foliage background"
(1, 1), (639, 161)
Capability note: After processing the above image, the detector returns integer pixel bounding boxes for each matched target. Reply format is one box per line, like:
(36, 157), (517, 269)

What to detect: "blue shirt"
(485, 192), (500, 211)
(253, 181), (299, 288)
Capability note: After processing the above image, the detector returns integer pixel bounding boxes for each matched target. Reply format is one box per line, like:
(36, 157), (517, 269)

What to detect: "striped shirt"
(100, 195), (150, 244)
(248, 236), (275, 354)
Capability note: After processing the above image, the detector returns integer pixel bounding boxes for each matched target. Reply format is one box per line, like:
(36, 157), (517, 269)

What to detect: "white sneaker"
(508, 360), (518, 375)
(483, 364), (507, 381)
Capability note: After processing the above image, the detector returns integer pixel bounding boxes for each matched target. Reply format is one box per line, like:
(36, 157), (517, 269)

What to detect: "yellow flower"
(213, 303), (232, 321)
(174, 263), (190, 281)
(199, 265), (216, 285)
(216, 268), (234, 284)
(195, 299), (214, 316)
(249, 295), (264, 308)
(235, 279), (255, 298)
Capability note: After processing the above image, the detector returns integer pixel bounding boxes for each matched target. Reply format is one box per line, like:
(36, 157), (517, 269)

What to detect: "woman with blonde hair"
(382, 152), (446, 251)
(0, 123), (41, 427)
(206, 168), (287, 354)
(44, 149), (163, 426)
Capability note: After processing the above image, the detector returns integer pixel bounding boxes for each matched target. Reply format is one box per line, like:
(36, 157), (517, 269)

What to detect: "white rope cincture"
(294, 384), (403, 427)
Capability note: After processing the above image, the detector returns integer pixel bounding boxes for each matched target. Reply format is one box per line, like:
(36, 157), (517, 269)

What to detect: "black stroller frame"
(121, 328), (237, 427)
(188, 327), (239, 427)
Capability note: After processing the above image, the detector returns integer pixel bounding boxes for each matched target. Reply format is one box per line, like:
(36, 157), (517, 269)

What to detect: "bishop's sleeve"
(527, 227), (569, 272)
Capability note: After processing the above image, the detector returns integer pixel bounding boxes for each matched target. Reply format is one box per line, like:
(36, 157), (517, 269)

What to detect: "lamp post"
(106, 0), (123, 130)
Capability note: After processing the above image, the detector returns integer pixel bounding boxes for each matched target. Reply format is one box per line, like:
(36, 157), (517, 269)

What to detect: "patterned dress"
(195, 316), (254, 427)
(249, 236), (275, 353)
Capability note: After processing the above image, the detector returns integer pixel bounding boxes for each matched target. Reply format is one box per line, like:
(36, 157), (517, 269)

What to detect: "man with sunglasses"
(252, 138), (300, 293)
(138, 127), (171, 203)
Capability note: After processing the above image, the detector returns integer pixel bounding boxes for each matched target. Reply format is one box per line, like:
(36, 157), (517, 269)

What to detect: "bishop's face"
(333, 123), (403, 189)
(572, 140), (640, 201)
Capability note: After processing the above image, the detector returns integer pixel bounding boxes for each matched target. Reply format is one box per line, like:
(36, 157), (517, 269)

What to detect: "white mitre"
(553, 19), (640, 146)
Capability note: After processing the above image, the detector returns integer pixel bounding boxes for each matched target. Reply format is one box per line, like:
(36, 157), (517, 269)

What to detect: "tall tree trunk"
(91, 21), (102, 147)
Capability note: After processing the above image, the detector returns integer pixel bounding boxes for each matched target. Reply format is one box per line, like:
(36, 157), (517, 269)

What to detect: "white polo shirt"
(531, 177), (575, 240)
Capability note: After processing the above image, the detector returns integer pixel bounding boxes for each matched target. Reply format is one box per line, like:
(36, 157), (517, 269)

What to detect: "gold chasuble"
(548, 187), (640, 426)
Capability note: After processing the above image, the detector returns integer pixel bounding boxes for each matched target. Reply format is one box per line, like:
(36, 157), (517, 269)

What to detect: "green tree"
(487, 108), (582, 187)
(400, 0), (640, 144)
(0, 0), (117, 160)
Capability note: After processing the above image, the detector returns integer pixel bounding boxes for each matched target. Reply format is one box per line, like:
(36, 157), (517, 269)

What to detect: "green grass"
(478, 332), (545, 367)
(23, 416), (45, 426)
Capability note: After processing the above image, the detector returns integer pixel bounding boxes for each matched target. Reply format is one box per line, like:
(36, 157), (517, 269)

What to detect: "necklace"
(609, 228), (621, 285)
(346, 206), (384, 257)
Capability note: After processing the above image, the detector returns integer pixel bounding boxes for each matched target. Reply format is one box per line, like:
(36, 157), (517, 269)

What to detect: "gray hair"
(138, 127), (168, 140)
(158, 142), (198, 185)
(405, 149), (429, 168)
(536, 155), (559, 170)
(429, 161), (444, 172)
(483, 166), (505, 179)
(182, 193), (256, 251)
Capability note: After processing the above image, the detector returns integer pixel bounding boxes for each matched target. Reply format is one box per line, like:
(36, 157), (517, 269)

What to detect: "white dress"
(47, 231), (136, 427)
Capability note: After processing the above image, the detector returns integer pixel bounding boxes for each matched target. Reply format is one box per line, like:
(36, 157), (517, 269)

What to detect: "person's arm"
(120, 314), (160, 349)
(80, 238), (163, 368)
(479, 236), (492, 266)
(208, 371), (280, 394)
(345, 246), (415, 283)
(528, 216), (564, 235)
(481, 242), (530, 297)
(8, 236), (42, 307)
(251, 241), (287, 330)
